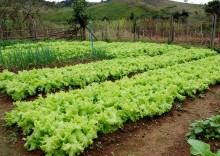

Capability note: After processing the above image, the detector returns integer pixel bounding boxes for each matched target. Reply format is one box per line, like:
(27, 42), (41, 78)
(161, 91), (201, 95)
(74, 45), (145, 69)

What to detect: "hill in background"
(40, 0), (207, 26)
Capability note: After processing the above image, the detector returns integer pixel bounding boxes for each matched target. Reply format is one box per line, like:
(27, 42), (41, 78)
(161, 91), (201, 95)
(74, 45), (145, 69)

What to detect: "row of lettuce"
(0, 41), (187, 71)
(0, 48), (217, 101)
(1, 41), (185, 60)
(5, 55), (220, 156)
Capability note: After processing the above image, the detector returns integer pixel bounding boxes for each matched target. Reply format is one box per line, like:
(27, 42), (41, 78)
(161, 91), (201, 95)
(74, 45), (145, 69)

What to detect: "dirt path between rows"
(0, 84), (220, 156)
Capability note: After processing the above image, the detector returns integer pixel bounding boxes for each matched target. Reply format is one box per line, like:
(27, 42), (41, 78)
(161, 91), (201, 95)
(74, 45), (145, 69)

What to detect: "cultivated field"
(0, 41), (220, 156)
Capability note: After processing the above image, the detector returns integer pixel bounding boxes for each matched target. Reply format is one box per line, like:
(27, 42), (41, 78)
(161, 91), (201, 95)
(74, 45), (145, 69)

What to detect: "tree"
(130, 12), (135, 20)
(68, 0), (90, 40)
(204, 0), (220, 16)
(60, 0), (76, 7)
(205, 0), (220, 35)
(181, 9), (189, 23)
(195, 11), (198, 15)
(173, 11), (181, 21)
(0, 0), (54, 36)
(173, 10), (189, 23)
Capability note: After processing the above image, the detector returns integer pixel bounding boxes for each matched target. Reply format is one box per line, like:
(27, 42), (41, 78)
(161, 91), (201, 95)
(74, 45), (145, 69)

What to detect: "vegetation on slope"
(40, 0), (207, 25)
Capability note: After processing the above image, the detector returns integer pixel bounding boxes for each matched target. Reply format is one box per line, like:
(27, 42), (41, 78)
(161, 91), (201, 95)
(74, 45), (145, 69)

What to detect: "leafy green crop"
(0, 47), (57, 71)
(1, 41), (186, 63)
(186, 115), (220, 139)
(188, 139), (220, 156)
(0, 48), (216, 100)
(0, 41), (190, 72)
(0, 39), (33, 47)
(5, 55), (220, 155)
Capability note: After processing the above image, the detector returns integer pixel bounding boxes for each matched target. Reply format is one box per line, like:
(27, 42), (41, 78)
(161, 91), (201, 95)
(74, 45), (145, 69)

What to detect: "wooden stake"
(133, 18), (136, 42)
(168, 15), (174, 44)
(32, 19), (37, 40)
(210, 14), (217, 49)
(200, 23), (203, 45)
(0, 27), (3, 39)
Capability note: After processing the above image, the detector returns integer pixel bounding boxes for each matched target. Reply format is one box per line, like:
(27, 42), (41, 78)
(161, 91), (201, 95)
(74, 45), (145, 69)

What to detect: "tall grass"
(0, 47), (57, 71)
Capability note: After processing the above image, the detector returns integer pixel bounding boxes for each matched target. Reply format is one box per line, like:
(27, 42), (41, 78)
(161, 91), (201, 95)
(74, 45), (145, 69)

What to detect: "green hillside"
(40, 0), (207, 26)
(88, 2), (147, 20)
(40, 8), (72, 25)
(141, 0), (207, 21)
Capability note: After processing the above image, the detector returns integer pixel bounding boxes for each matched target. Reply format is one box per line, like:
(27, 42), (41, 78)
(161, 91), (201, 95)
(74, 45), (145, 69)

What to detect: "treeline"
(59, 0), (105, 7)
(0, 0), (56, 7)
(0, 0), (58, 33)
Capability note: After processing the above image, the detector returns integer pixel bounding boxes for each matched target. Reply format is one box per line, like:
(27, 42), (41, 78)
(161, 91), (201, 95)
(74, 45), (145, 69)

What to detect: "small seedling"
(96, 141), (102, 148)
(199, 93), (205, 99)
(128, 153), (135, 156)
(88, 145), (93, 150)
(10, 131), (18, 142)
(175, 102), (183, 111)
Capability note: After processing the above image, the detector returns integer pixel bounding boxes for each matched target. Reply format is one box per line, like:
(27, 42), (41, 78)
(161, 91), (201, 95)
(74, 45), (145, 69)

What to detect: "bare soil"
(0, 84), (220, 156)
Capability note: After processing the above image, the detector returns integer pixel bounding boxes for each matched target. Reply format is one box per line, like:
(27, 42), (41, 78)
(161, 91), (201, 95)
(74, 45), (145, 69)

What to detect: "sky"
(46, 0), (212, 4)
(170, 0), (212, 4)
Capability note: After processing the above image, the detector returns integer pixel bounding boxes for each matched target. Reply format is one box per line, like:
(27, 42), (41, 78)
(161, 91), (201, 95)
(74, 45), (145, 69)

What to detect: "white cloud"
(45, 0), (212, 4)
(46, 0), (102, 2)
(169, 0), (211, 4)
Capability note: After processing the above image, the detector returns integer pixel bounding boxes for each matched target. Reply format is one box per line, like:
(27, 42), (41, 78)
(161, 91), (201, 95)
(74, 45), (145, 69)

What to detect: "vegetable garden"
(0, 41), (220, 156)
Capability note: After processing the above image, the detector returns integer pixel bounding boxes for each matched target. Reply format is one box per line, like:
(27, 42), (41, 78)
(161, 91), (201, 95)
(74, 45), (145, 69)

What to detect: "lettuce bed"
(5, 56), (220, 156)
(0, 48), (216, 100)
